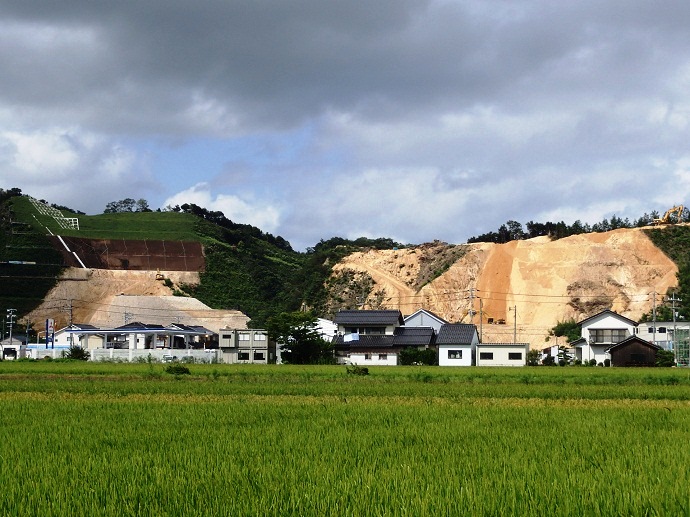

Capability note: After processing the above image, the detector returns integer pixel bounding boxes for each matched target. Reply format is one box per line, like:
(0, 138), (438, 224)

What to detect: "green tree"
(656, 349), (676, 367)
(551, 319), (581, 343)
(266, 311), (334, 364)
(527, 349), (540, 366)
(398, 347), (438, 366)
(64, 345), (89, 361)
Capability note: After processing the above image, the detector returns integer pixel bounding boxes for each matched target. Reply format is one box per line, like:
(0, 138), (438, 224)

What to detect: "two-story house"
(572, 310), (638, 364)
(332, 310), (435, 365)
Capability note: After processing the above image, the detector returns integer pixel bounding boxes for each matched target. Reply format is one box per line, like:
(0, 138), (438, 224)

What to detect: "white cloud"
(163, 183), (282, 234)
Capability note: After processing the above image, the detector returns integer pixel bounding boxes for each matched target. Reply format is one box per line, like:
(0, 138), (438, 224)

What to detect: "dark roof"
(333, 334), (396, 349)
(69, 324), (100, 330)
(578, 309), (638, 328)
(333, 310), (404, 326)
(114, 322), (167, 331)
(393, 326), (435, 346)
(436, 324), (478, 345)
(605, 336), (661, 353)
(332, 327), (434, 349)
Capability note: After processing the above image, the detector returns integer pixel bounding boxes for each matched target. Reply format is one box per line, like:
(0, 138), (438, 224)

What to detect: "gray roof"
(578, 309), (638, 327)
(393, 326), (435, 346)
(605, 336), (660, 353)
(436, 324), (477, 345)
(333, 326), (434, 349)
(403, 309), (448, 325)
(333, 335), (396, 349)
(333, 310), (404, 326)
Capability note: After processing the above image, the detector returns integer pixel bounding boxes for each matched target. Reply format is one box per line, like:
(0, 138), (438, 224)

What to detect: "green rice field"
(0, 363), (689, 516)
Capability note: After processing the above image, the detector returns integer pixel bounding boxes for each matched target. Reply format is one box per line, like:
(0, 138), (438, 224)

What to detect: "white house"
(573, 310), (637, 365)
(436, 324), (478, 366)
(52, 324), (104, 349)
(404, 309), (448, 333)
(636, 321), (690, 351)
(332, 310), (435, 366)
(475, 343), (528, 366)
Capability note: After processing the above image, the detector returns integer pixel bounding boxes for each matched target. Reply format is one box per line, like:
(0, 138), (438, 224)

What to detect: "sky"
(2, 1), (690, 250)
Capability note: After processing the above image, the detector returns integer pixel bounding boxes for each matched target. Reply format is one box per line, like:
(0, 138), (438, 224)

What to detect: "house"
(332, 310), (435, 365)
(572, 310), (638, 364)
(52, 324), (104, 349)
(0, 335), (28, 360)
(436, 324), (478, 366)
(404, 309), (448, 332)
(218, 328), (276, 364)
(475, 343), (528, 366)
(606, 336), (661, 367)
(636, 321), (690, 351)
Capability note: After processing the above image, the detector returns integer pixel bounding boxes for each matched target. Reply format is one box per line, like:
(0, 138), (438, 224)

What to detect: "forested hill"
(0, 189), (400, 328)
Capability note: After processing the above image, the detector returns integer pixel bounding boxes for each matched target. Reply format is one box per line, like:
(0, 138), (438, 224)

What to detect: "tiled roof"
(435, 324), (477, 345)
(333, 310), (404, 326)
(578, 309), (638, 327)
(332, 335), (396, 349)
(605, 336), (660, 353)
(393, 326), (435, 346)
(332, 327), (435, 349)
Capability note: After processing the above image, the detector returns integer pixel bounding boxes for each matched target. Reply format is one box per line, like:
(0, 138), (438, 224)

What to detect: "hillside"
(2, 189), (688, 348)
(327, 228), (680, 347)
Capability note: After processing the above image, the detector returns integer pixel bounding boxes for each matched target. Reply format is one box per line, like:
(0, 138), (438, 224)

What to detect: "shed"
(606, 336), (660, 367)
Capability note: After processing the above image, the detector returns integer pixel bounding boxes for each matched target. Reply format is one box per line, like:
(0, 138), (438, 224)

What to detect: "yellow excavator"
(653, 205), (685, 225)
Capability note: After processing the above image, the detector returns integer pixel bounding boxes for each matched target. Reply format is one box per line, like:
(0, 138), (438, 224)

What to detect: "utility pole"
(651, 291), (658, 346)
(509, 305), (517, 343)
(6, 308), (16, 349)
(478, 297), (483, 343)
(667, 291), (682, 365)
(467, 287), (477, 325)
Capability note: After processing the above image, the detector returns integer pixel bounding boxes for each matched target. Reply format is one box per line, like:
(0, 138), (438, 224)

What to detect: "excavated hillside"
(328, 227), (679, 348)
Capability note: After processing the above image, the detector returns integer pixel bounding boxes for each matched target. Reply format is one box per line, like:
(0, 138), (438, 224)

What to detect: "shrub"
(64, 345), (89, 361)
(164, 363), (191, 375)
(346, 364), (369, 376)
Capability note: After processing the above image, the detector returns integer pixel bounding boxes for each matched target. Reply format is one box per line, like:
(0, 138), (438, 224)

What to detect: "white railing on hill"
(28, 197), (79, 230)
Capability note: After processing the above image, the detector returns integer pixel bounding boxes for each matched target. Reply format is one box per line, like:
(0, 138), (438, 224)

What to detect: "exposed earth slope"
(330, 227), (678, 347)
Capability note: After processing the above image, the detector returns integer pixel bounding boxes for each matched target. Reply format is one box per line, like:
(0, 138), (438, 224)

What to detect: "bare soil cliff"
(329, 228), (678, 347)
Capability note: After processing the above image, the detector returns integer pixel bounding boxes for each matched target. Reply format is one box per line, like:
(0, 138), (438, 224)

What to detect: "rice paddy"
(0, 363), (688, 516)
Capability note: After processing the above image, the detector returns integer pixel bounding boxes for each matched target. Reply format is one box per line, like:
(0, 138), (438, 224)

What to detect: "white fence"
(90, 348), (221, 363)
(28, 196), (79, 230)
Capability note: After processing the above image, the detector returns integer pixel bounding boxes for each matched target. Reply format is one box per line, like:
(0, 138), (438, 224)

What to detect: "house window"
(508, 352), (523, 360)
(658, 327), (666, 333)
(378, 354), (387, 360)
(238, 333), (250, 341)
(479, 352), (494, 360)
(648, 327), (654, 333)
(238, 351), (250, 360)
(364, 353), (372, 360)
(448, 350), (462, 359)
(255, 333), (267, 340)
(254, 351), (265, 361)
(221, 334), (232, 339)
(589, 329), (628, 344)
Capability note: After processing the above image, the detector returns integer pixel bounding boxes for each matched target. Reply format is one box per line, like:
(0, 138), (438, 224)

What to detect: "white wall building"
(475, 343), (528, 366)
(436, 324), (478, 366)
(573, 310), (637, 365)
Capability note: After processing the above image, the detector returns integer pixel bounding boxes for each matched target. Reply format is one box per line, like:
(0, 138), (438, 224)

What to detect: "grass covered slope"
(0, 363), (689, 516)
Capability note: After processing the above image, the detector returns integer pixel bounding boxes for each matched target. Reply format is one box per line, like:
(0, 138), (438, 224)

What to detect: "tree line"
(467, 210), (689, 244)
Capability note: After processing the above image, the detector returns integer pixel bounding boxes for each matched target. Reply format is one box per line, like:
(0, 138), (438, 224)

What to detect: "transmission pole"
(667, 291), (683, 364)
(6, 309), (16, 348)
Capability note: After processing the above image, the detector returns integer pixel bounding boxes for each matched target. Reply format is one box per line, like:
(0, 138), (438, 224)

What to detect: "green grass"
(10, 196), (202, 241)
(0, 364), (689, 515)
